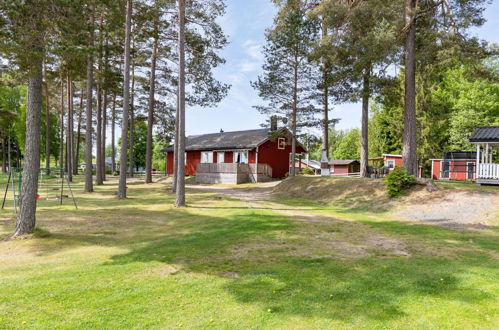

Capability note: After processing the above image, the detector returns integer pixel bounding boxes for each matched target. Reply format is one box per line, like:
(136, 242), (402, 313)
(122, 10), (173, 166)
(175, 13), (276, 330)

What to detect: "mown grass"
(0, 176), (498, 329)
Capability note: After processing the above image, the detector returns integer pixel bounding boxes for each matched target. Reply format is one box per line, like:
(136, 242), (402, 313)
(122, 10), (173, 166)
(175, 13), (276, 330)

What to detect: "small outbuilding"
(431, 152), (477, 181)
(469, 126), (499, 185)
(329, 160), (360, 177)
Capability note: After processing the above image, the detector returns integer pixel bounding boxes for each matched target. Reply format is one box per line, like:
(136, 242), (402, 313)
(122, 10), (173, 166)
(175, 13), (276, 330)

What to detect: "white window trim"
(277, 137), (285, 150)
(233, 151), (249, 164)
(217, 151), (225, 163)
(385, 160), (395, 169)
(201, 151), (213, 163)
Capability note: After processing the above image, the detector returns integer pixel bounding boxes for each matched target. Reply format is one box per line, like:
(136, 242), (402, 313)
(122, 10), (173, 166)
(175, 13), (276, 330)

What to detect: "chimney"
(270, 116), (278, 131)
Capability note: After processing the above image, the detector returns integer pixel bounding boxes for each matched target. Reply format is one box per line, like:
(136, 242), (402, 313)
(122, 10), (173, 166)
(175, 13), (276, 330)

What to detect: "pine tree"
(252, 0), (318, 177)
(118, 0), (133, 199)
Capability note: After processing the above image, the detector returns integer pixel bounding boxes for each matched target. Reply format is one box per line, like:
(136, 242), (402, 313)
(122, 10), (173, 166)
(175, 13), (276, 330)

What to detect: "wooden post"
(476, 144), (480, 180)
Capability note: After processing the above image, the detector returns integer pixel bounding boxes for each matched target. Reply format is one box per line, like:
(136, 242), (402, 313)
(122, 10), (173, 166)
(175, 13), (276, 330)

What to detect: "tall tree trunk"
(102, 33), (109, 181)
(175, 0), (186, 207)
(129, 61), (135, 177)
(290, 61), (298, 177)
(44, 80), (50, 174)
(102, 90), (107, 180)
(66, 76), (73, 182)
(84, 9), (95, 193)
(111, 93), (116, 173)
(118, 0), (132, 198)
(360, 67), (370, 178)
(74, 89), (83, 175)
(321, 24), (329, 160)
(145, 29), (158, 184)
(172, 99), (179, 193)
(95, 16), (104, 186)
(14, 62), (43, 236)
(402, 0), (418, 176)
(2, 136), (6, 173)
(59, 77), (64, 178)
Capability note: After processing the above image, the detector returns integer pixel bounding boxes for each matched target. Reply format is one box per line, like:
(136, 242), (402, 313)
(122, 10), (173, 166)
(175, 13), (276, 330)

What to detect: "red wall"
(166, 151), (174, 175)
(432, 160), (441, 179)
(385, 156), (403, 167)
(331, 164), (349, 175)
(258, 139), (305, 178)
(431, 159), (475, 181)
(165, 138), (305, 178)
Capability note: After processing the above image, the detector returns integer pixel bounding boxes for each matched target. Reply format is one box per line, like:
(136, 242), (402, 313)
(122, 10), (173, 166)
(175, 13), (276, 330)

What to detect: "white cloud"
(242, 39), (264, 60)
(240, 60), (260, 73)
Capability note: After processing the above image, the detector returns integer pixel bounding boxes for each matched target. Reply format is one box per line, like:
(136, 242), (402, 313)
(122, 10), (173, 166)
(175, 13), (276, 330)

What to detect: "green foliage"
(153, 138), (167, 171)
(371, 59), (499, 164)
(384, 167), (415, 198)
(309, 128), (360, 161)
(300, 167), (314, 175)
(332, 129), (361, 160)
(132, 121), (147, 169)
(252, 2), (319, 129)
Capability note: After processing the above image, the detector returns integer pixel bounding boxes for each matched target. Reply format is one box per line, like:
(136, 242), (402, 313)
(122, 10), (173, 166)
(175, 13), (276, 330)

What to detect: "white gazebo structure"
(469, 126), (499, 185)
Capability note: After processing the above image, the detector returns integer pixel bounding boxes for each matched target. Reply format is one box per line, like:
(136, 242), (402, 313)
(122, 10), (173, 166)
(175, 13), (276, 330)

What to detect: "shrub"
(284, 172), (290, 178)
(384, 167), (414, 197)
(300, 168), (314, 175)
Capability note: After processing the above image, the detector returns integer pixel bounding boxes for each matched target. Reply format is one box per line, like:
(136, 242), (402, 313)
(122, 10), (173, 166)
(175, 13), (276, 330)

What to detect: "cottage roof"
(329, 160), (359, 165)
(162, 128), (304, 152)
(469, 126), (499, 143)
(299, 159), (321, 169)
(442, 152), (477, 160)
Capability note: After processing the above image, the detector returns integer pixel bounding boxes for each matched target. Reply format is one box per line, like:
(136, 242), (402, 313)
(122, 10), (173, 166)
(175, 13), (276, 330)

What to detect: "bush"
(384, 167), (414, 197)
(284, 172), (290, 178)
(300, 168), (314, 175)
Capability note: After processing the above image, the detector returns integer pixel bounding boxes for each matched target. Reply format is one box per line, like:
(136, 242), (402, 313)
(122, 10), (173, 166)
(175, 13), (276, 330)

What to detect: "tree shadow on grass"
(104, 211), (497, 323)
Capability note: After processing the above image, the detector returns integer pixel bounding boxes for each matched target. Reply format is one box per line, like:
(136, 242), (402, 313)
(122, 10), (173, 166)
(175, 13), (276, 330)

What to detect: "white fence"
(478, 163), (499, 179)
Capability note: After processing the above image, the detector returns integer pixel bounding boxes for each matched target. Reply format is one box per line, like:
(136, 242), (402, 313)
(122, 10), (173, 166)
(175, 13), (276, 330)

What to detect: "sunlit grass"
(0, 176), (497, 329)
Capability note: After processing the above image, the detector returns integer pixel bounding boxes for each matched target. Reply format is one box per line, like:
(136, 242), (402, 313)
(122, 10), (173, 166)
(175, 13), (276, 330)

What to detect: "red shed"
(431, 152), (477, 181)
(163, 128), (306, 183)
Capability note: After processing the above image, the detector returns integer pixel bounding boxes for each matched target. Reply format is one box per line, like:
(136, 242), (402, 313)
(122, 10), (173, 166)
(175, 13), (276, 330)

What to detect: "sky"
(186, 0), (499, 137)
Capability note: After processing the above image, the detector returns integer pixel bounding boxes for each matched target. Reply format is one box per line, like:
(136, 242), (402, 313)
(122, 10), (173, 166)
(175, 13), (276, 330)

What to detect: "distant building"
(163, 127), (307, 184)
(431, 152), (477, 181)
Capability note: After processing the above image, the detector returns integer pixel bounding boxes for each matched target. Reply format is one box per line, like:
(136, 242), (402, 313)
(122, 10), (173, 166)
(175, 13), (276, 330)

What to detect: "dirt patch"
(273, 177), (499, 229)
(394, 190), (499, 228)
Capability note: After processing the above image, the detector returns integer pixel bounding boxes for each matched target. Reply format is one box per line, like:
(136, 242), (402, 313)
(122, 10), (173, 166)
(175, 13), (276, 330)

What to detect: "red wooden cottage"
(163, 127), (307, 184)
(368, 154), (403, 170)
(431, 152), (477, 181)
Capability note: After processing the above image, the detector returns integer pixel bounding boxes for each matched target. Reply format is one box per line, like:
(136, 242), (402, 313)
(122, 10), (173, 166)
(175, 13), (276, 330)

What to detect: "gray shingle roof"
(469, 126), (499, 143)
(163, 128), (277, 152)
(329, 160), (359, 165)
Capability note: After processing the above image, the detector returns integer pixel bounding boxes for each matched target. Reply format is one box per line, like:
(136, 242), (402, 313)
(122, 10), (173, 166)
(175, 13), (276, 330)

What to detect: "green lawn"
(0, 177), (497, 329)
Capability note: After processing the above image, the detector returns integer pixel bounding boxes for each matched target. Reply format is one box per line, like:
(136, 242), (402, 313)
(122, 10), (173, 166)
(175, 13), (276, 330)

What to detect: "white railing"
(478, 163), (499, 179)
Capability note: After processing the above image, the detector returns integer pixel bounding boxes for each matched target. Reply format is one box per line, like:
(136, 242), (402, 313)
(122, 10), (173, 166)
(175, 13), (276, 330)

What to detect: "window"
(277, 137), (286, 150)
(441, 161), (450, 179)
(385, 160), (395, 169)
(467, 162), (475, 180)
(217, 152), (225, 163)
(233, 151), (248, 164)
(201, 151), (213, 163)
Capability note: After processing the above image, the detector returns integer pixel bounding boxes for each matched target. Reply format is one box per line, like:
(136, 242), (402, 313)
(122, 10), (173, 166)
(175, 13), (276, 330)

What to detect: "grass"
(0, 176), (498, 329)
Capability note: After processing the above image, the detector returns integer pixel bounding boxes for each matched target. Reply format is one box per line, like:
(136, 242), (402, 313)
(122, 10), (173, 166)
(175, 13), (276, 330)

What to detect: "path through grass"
(0, 177), (497, 329)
